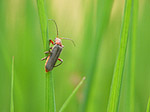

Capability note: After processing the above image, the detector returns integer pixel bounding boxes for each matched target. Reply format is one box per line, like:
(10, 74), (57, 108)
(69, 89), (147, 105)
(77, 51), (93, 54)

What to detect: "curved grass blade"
(37, 0), (56, 112)
(146, 97), (150, 112)
(59, 77), (86, 112)
(107, 0), (132, 111)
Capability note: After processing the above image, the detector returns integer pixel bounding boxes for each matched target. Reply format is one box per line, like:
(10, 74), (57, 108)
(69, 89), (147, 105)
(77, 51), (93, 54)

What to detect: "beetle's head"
(55, 38), (62, 46)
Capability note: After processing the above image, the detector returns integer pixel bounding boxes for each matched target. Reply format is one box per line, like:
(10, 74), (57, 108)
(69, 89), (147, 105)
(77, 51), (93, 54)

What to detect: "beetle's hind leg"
(54, 58), (63, 67)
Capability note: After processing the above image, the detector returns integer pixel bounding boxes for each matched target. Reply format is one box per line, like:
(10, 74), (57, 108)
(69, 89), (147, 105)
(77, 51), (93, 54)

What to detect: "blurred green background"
(0, 0), (150, 112)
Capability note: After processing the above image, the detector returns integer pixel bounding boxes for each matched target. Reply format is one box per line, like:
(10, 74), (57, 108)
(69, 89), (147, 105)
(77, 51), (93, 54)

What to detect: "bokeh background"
(0, 0), (150, 112)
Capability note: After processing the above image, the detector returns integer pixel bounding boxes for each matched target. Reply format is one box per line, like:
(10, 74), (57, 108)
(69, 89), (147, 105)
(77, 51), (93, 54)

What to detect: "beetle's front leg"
(41, 56), (48, 61)
(49, 39), (55, 46)
(54, 58), (63, 67)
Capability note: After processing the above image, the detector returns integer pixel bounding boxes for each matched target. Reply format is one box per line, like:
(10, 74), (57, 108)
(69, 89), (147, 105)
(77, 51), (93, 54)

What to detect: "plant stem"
(37, 0), (56, 112)
(37, 0), (48, 50)
(46, 71), (56, 112)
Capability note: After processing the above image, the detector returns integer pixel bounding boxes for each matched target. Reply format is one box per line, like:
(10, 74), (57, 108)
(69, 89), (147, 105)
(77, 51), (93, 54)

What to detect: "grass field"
(0, 0), (150, 112)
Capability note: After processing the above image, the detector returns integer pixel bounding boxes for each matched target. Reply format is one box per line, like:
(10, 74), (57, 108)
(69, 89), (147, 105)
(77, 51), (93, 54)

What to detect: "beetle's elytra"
(45, 44), (63, 72)
(41, 19), (75, 72)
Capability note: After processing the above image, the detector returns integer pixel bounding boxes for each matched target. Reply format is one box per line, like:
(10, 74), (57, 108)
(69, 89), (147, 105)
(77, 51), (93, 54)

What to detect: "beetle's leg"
(54, 58), (63, 67)
(49, 39), (55, 46)
(44, 50), (52, 54)
(49, 47), (52, 49)
(44, 51), (49, 54)
(41, 56), (48, 61)
(44, 51), (52, 54)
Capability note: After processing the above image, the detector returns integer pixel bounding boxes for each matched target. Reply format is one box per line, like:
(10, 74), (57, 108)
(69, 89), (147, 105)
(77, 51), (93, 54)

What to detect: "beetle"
(41, 19), (75, 72)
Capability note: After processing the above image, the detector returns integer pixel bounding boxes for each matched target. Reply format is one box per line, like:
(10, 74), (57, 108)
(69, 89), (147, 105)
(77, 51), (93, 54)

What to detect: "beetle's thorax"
(55, 38), (62, 46)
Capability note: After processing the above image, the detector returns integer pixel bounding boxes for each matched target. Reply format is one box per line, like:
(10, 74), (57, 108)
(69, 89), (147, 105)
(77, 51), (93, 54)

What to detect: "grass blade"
(59, 77), (86, 112)
(37, 0), (56, 112)
(107, 0), (132, 111)
(127, 0), (138, 111)
(10, 56), (14, 112)
(45, 72), (56, 112)
(82, 0), (114, 111)
(146, 97), (150, 112)
(37, 0), (48, 50)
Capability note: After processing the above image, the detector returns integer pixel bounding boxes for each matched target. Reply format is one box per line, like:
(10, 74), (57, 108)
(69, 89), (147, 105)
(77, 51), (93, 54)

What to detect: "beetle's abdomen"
(45, 45), (62, 72)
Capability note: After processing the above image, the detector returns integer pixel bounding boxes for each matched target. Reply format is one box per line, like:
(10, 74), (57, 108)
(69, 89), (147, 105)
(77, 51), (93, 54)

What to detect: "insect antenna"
(48, 19), (75, 46)
(60, 37), (76, 47)
(48, 19), (59, 37)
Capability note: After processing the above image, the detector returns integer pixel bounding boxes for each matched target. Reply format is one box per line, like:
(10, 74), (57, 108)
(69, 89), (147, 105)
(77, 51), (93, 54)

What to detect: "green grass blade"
(46, 71), (56, 112)
(146, 97), (150, 112)
(10, 56), (14, 112)
(37, 0), (48, 50)
(107, 0), (132, 112)
(37, 0), (56, 112)
(82, 0), (114, 111)
(127, 0), (138, 111)
(59, 77), (86, 112)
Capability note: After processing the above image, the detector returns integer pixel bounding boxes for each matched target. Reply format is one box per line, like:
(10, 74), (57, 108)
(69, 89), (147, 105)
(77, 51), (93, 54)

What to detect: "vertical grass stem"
(37, 0), (56, 112)
(10, 56), (14, 112)
(107, 0), (132, 111)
